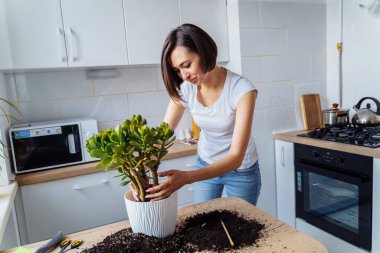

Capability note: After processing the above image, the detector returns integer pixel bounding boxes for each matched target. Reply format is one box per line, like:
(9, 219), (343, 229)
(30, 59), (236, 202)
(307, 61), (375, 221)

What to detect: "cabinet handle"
(281, 146), (285, 167)
(72, 179), (109, 190)
(185, 163), (196, 167)
(187, 186), (194, 191)
(58, 28), (66, 62)
(67, 27), (78, 62)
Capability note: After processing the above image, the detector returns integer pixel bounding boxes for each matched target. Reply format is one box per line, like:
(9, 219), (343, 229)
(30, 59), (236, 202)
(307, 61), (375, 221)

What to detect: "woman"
(145, 23), (261, 205)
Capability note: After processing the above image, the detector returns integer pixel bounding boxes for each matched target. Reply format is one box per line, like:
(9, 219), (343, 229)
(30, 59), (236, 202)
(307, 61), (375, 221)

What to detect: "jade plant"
(86, 115), (175, 202)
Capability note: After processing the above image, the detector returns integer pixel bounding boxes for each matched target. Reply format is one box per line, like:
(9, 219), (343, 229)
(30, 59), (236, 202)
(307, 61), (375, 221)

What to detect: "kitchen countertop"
(4, 197), (328, 253)
(16, 140), (197, 186)
(0, 181), (18, 244)
(273, 130), (380, 158)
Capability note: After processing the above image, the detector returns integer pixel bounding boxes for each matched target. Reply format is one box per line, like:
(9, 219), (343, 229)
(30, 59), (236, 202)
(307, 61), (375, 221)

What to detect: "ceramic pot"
(124, 190), (178, 238)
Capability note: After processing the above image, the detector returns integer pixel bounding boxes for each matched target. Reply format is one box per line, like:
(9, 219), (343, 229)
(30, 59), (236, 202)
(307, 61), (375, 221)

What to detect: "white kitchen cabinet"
(20, 171), (128, 243)
(1, 0), (67, 69)
(159, 155), (197, 206)
(0, 0), (12, 70)
(61, 0), (128, 67)
(275, 140), (295, 227)
(123, 0), (180, 64)
(179, 0), (229, 62)
(0, 0), (128, 70)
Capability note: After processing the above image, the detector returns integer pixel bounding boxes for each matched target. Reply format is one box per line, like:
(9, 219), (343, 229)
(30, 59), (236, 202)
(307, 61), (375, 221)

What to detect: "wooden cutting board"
(300, 94), (323, 130)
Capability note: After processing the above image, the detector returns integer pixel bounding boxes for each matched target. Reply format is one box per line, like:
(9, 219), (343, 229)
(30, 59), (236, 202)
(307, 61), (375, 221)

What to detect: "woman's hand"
(129, 183), (140, 201)
(145, 170), (190, 201)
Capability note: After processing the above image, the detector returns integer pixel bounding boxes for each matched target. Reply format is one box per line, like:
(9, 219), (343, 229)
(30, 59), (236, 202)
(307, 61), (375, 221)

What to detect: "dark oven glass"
(11, 124), (83, 172)
(295, 144), (372, 251)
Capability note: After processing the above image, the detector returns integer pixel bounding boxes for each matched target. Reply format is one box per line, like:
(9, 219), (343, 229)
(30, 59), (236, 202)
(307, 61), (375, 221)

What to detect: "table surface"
(4, 197), (328, 253)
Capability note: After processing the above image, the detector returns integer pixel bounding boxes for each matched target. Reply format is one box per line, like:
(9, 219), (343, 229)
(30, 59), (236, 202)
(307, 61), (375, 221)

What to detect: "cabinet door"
(124, 0), (180, 64)
(1, 0), (67, 69)
(21, 171), (128, 243)
(179, 0), (229, 62)
(61, 0), (128, 67)
(159, 155), (197, 206)
(275, 140), (295, 227)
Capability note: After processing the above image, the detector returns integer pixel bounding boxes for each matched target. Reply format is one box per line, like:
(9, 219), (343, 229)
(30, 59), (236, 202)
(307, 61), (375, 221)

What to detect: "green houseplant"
(0, 98), (20, 167)
(85, 115), (178, 237)
(86, 115), (176, 201)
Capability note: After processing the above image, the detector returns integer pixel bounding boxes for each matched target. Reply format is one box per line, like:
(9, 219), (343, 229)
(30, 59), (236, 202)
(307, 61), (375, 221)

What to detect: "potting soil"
(80, 210), (265, 253)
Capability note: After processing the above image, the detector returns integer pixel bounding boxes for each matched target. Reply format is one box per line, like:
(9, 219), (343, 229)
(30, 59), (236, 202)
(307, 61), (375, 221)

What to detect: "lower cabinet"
(275, 140), (295, 227)
(158, 155), (197, 206)
(19, 155), (197, 243)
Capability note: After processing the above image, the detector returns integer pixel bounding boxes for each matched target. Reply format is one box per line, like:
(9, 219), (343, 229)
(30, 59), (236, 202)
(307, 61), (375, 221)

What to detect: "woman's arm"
(146, 90), (257, 200)
(164, 99), (185, 130)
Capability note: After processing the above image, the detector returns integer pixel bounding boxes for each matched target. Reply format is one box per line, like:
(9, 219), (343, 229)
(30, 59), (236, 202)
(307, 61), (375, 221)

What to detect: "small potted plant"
(86, 115), (177, 237)
(0, 97), (20, 185)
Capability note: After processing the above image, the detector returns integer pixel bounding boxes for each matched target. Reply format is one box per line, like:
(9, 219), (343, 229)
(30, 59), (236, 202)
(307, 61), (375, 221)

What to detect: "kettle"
(351, 97), (380, 125)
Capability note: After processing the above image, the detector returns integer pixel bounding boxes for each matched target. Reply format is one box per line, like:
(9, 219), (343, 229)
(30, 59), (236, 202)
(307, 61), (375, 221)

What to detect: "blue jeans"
(193, 156), (262, 205)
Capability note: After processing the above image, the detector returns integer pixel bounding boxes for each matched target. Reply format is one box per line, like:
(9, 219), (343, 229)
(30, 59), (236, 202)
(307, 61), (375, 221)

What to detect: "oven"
(294, 143), (372, 251)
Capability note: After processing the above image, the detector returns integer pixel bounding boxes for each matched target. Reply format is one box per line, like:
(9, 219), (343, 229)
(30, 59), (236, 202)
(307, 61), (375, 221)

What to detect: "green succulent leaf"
(90, 149), (104, 158)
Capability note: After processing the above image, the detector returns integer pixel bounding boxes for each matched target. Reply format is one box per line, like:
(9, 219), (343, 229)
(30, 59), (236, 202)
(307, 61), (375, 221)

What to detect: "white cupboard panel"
(2, 0), (67, 69)
(124, 0), (180, 64)
(275, 140), (295, 227)
(159, 155), (197, 206)
(61, 0), (128, 67)
(21, 171), (128, 243)
(179, 0), (229, 62)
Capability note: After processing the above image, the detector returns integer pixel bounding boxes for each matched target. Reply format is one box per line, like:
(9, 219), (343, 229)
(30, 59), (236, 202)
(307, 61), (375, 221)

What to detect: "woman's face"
(170, 46), (206, 85)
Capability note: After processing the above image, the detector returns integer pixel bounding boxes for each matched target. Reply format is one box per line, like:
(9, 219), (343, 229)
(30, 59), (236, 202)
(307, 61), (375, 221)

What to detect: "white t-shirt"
(180, 69), (259, 170)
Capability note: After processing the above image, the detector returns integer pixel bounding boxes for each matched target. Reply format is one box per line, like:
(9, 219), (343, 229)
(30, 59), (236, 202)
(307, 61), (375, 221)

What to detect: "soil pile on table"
(81, 210), (265, 253)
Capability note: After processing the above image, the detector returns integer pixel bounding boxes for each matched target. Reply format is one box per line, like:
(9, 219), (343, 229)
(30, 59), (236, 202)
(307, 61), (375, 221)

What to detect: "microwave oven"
(9, 118), (99, 174)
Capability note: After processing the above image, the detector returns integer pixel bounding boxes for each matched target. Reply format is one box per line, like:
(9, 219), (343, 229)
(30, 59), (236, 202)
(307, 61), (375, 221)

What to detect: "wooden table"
(5, 198), (328, 253)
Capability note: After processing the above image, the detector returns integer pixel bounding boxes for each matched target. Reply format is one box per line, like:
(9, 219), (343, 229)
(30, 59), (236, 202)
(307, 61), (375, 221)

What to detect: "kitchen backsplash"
(0, 67), (192, 132)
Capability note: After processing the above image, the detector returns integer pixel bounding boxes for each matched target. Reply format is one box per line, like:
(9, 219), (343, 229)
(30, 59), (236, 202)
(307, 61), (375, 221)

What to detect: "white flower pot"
(124, 190), (178, 238)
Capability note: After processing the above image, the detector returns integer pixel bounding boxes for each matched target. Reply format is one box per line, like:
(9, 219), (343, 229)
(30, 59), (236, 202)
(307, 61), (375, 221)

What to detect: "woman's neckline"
(195, 67), (229, 108)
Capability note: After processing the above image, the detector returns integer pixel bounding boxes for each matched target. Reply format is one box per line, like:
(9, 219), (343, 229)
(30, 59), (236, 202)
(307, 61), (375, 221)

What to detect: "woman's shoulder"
(226, 69), (255, 90)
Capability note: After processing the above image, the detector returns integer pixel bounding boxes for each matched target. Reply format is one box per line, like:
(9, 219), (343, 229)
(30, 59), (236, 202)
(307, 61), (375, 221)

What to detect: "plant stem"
(130, 168), (145, 201)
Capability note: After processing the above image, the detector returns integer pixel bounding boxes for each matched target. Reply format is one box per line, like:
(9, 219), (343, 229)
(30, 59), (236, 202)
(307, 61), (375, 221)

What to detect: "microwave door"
(13, 124), (83, 172)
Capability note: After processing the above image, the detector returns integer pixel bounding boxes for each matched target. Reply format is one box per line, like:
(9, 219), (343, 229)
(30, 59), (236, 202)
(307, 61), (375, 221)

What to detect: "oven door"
(295, 161), (372, 251)
(11, 124), (83, 173)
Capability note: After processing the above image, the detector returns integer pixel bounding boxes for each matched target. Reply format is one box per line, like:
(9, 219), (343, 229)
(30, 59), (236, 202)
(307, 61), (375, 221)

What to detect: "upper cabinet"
(1, 0), (67, 69)
(124, 0), (179, 65)
(0, 0), (228, 70)
(61, 0), (128, 67)
(179, 0), (229, 62)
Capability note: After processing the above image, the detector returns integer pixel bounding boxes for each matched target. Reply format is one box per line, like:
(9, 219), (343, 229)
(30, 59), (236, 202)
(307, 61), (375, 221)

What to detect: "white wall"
(339, 0), (380, 114)
(238, 0), (327, 215)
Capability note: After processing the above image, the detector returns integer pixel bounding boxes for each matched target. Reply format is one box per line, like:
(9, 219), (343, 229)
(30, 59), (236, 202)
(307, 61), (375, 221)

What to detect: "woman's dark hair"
(161, 23), (218, 101)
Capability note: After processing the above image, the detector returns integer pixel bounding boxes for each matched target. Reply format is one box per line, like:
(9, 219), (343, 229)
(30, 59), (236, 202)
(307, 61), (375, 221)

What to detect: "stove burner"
(298, 125), (380, 148)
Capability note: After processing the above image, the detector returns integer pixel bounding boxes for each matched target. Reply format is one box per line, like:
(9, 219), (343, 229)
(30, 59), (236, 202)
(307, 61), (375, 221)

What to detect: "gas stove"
(298, 125), (380, 148)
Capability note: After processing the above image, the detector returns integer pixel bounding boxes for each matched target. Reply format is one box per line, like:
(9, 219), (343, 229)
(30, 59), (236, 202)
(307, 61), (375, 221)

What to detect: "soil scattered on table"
(81, 210), (265, 253)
